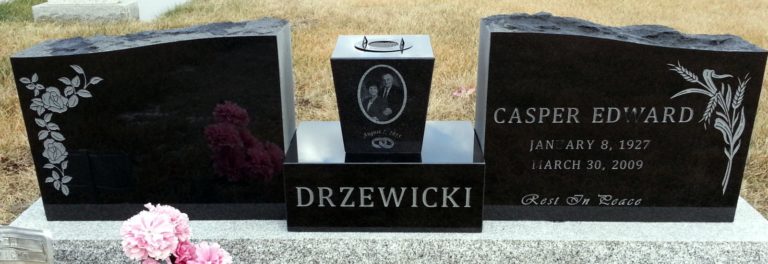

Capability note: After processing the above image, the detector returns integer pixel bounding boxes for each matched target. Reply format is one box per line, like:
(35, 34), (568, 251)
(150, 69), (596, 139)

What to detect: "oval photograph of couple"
(357, 64), (407, 125)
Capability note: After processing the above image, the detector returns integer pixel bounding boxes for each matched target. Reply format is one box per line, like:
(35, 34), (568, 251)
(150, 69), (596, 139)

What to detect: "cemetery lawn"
(1, 0), (768, 224)
(0, 0), (44, 22)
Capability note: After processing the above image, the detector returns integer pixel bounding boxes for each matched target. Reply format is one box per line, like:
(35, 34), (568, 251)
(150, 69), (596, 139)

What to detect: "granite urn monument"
(331, 35), (434, 162)
(475, 13), (767, 221)
(11, 19), (296, 220)
(284, 35), (485, 232)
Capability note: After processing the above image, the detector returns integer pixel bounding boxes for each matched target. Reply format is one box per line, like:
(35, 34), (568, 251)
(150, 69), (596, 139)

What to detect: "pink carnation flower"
(213, 101), (250, 127)
(174, 241), (197, 264)
(188, 242), (232, 264)
(142, 258), (169, 264)
(145, 203), (192, 242)
(120, 211), (179, 261)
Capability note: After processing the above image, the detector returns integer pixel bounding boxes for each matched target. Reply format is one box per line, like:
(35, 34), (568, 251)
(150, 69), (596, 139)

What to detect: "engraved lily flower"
(41, 87), (69, 113)
(42, 138), (68, 164)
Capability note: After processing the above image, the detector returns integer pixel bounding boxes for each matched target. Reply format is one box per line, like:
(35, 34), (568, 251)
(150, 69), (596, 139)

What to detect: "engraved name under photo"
(357, 65), (407, 124)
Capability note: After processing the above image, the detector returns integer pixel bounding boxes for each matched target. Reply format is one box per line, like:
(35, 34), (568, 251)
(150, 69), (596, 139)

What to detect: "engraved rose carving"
(42, 139), (68, 164)
(19, 64), (102, 196)
(41, 87), (68, 113)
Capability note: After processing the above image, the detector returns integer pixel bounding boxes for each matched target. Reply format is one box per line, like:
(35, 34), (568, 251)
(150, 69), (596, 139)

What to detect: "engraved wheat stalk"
(669, 62), (749, 195)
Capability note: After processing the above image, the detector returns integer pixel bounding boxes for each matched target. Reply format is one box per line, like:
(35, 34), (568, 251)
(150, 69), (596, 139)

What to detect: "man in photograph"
(380, 73), (402, 117)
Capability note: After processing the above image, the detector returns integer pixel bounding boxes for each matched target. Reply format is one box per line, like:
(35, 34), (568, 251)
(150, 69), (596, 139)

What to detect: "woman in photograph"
(362, 84), (390, 121)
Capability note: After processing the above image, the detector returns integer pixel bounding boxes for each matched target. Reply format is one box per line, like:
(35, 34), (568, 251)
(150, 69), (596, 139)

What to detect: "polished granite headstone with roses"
(476, 13), (767, 221)
(11, 18), (296, 220)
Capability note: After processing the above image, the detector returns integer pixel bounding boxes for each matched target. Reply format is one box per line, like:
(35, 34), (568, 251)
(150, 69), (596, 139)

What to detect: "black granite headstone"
(284, 121), (484, 232)
(11, 19), (296, 220)
(476, 13), (767, 221)
(331, 35), (434, 162)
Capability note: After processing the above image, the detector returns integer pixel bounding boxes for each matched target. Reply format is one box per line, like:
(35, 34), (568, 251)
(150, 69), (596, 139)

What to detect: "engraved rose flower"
(42, 138), (68, 164)
(41, 87), (69, 113)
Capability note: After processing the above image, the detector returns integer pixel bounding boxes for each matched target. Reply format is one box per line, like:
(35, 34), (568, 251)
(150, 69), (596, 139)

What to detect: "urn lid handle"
(355, 36), (412, 53)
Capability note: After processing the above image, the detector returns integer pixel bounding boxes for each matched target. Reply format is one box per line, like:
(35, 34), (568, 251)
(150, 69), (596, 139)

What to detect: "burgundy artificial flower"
(245, 145), (275, 181)
(264, 141), (284, 175)
(204, 123), (247, 182)
(239, 128), (261, 149)
(212, 101), (250, 128)
(204, 123), (243, 151)
(205, 101), (284, 182)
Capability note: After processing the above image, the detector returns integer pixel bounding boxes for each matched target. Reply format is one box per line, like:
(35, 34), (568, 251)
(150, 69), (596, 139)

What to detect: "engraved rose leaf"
(38, 130), (49, 140)
(61, 185), (69, 196)
(44, 113), (52, 122)
(45, 177), (54, 183)
(30, 100), (45, 115)
(31, 73), (38, 83)
(76, 90), (92, 98)
(34, 118), (46, 128)
(43, 163), (55, 169)
(71, 76), (80, 88)
(20, 77), (31, 84)
(64, 86), (74, 97)
(62, 161), (68, 170)
(52, 170), (60, 180)
(68, 96), (79, 108)
(46, 123), (60, 131)
(61, 176), (72, 184)
(58, 77), (71, 85)
(50, 131), (65, 141)
(30, 99), (45, 115)
(53, 180), (61, 190)
(71, 65), (84, 74)
(90, 77), (103, 85)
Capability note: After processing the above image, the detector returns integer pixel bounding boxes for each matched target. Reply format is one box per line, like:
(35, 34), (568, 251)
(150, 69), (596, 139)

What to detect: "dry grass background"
(1, 0), (768, 224)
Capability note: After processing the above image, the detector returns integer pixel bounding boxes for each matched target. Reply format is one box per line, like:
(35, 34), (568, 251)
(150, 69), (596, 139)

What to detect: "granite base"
(284, 121), (484, 232)
(10, 198), (768, 263)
